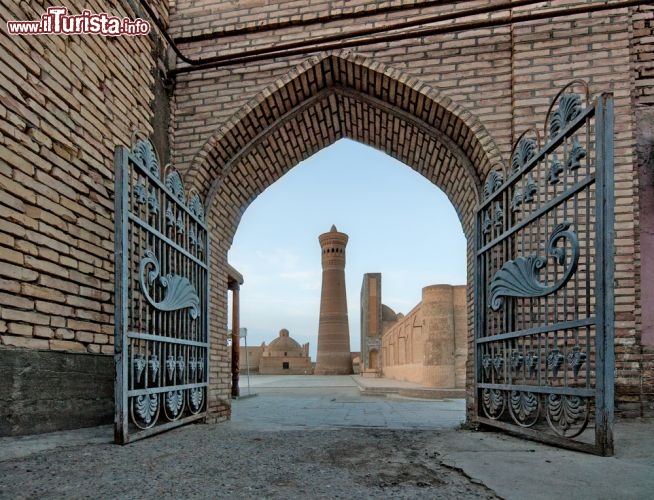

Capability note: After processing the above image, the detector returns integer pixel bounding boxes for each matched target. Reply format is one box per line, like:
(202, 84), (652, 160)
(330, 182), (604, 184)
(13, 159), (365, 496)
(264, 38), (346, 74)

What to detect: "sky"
(228, 138), (467, 359)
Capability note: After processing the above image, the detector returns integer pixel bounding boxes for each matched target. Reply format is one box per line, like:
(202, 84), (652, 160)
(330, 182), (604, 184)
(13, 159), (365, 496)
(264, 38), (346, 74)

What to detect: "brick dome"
(381, 304), (397, 322)
(267, 329), (302, 354)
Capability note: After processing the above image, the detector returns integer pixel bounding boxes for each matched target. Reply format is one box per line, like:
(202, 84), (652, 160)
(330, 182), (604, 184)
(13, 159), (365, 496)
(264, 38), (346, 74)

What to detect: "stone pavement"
(231, 374), (466, 431)
(0, 375), (653, 499)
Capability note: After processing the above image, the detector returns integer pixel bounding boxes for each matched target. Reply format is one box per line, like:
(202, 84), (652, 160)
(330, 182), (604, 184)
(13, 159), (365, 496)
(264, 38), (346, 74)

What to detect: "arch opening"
(229, 139), (467, 366)
(184, 52), (503, 419)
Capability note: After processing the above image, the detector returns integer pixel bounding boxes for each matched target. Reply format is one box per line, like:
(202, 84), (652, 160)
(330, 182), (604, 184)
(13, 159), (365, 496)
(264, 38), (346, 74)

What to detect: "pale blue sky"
(228, 138), (466, 359)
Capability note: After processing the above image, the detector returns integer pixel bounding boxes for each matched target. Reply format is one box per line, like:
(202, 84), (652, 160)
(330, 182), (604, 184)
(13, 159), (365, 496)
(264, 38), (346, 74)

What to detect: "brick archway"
(184, 52), (505, 419)
(186, 52), (505, 233)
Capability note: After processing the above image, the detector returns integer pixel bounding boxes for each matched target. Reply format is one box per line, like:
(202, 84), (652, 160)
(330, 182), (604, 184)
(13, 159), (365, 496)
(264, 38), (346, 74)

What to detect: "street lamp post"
(240, 327), (250, 396)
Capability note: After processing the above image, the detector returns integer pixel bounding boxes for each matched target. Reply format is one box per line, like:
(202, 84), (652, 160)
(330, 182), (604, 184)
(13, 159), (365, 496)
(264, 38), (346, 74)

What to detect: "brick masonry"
(0, 0), (163, 434)
(170, 1), (654, 419)
(380, 284), (467, 389)
(1, 1), (653, 434)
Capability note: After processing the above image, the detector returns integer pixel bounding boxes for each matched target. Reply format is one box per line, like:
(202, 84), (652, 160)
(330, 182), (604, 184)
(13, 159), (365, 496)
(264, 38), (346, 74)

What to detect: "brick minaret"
(314, 225), (353, 375)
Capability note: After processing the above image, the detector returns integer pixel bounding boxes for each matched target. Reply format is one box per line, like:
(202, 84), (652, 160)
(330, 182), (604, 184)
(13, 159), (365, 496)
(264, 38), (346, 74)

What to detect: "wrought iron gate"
(474, 81), (614, 455)
(114, 136), (209, 444)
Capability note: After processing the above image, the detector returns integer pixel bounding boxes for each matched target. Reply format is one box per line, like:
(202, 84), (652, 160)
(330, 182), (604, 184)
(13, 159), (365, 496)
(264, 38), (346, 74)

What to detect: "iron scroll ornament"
(139, 249), (200, 319)
(489, 222), (579, 311)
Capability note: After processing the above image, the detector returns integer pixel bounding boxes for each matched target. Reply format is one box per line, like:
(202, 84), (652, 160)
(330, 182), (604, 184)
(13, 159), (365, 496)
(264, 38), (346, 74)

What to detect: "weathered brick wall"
(0, 0), (165, 353)
(0, 0), (167, 434)
(168, 1), (649, 418)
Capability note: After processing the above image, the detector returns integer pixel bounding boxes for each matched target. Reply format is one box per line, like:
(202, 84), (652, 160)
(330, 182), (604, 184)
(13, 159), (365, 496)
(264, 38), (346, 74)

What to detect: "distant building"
(241, 329), (312, 375)
(360, 273), (382, 376)
(361, 274), (466, 389)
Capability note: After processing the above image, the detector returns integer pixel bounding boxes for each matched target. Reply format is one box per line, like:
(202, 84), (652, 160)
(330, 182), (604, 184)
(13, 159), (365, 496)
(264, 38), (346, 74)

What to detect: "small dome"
(267, 328), (302, 353)
(382, 304), (397, 321)
(381, 304), (397, 321)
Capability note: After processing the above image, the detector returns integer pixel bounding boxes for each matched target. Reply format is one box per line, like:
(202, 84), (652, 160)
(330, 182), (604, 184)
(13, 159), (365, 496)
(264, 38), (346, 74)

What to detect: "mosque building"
(241, 329), (311, 375)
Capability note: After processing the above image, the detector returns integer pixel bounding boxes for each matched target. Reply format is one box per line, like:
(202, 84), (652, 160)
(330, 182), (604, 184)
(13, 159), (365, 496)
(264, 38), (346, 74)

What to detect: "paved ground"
(232, 375), (465, 431)
(0, 375), (653, 499)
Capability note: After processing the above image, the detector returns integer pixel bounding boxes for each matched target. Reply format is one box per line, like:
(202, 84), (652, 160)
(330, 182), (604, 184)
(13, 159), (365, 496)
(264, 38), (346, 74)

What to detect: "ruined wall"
(381, 285), (466, 388)
(0, 0), (168, 435)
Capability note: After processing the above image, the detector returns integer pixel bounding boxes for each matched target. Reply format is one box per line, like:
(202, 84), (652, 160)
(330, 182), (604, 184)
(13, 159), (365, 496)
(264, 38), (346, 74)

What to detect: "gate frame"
(473, 89), (615, 456)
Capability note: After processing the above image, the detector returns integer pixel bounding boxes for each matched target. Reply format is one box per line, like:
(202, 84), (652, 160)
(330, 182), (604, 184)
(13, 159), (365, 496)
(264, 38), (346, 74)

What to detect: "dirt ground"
(2, 376), (653, 499)
(0, 424), (498, 499)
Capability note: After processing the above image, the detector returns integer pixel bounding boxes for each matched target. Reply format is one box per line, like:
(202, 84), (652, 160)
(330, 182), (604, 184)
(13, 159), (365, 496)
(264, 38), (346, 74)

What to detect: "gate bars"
(114, 137), (210, 444)
(474, 82), (614, 455)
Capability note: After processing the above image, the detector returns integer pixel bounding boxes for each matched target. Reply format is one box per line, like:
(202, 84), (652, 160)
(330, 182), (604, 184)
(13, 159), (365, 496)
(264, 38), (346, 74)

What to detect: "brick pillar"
(315, 225), (353, 375)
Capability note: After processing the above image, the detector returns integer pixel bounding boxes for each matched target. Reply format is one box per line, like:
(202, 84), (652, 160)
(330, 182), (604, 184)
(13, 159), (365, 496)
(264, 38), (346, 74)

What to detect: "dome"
(267, 328), (302, 353)
(381, 304), (397, 321)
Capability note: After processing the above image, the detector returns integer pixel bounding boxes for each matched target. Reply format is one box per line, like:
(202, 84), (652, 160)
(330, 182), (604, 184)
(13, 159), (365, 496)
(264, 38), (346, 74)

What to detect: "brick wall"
(633, 4), (654, 416)
(0, 0), (166, 434)
(0, 0), (165, 353)
(381, 285), (467, 389)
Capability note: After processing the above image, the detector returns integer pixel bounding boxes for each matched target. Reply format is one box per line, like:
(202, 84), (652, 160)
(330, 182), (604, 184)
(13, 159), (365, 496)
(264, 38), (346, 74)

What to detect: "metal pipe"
(173, 0), (485, 43)
(142, 0), (544, 69)
(138, 0), (196, 65)
(173, 0), (545, 68)
(170, 0), (644, 76)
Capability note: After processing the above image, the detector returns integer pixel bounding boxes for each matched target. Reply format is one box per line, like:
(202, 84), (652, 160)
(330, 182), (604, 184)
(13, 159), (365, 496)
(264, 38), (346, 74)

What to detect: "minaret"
(314, 225), (353, 375)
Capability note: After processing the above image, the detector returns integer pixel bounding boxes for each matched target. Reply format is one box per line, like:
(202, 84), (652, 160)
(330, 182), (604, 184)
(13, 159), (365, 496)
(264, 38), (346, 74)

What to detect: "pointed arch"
(183, 51), (505, 241)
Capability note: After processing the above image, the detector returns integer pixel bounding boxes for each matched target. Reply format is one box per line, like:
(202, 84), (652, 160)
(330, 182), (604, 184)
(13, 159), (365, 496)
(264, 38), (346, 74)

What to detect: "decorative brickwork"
(170, 3), (650, 420)
(315, 225), (353, 375)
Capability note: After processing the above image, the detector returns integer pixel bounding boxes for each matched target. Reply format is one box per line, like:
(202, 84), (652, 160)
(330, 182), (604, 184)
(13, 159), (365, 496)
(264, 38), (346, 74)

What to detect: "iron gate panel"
(114, 137), (209, 444)
(474, 82), (614, 455)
